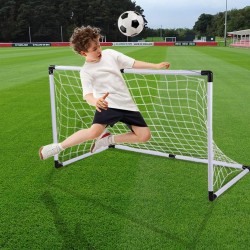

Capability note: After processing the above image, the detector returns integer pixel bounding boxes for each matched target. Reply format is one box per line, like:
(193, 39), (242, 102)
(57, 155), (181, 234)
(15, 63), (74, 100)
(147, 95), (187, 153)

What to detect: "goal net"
(48, 65), (249, 201)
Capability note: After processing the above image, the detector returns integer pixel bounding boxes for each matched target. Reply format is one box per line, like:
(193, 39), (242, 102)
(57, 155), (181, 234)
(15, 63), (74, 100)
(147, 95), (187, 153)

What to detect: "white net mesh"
(52, 67), (242, 193)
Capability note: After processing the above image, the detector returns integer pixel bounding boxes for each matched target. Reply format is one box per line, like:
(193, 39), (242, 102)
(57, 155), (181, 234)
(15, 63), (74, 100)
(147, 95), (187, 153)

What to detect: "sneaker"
(39, 143), (63, 160)
(90, 130), (114, 153)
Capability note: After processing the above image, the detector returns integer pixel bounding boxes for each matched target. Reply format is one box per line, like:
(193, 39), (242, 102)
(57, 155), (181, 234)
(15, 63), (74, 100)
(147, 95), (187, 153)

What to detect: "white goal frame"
(165, 37), (176, 42)
(48, 65), (249, 201)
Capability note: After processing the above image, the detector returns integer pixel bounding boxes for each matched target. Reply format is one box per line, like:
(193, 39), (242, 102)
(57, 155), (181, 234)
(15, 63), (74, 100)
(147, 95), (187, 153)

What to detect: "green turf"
(0, 46), (250, 249)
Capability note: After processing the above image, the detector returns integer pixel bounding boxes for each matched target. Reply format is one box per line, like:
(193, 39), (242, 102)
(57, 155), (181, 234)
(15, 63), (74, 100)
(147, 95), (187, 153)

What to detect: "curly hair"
(70, 26), (101, 54)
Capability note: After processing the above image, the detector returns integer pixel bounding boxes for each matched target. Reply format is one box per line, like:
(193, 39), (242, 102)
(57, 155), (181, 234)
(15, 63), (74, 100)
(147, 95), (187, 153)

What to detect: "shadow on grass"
(42, 168), (215, 249)
(41, 190), (96, 250)
(51, 184), (215, 249)
(189, 203), (216, 249)
(41, 169), (96, 249)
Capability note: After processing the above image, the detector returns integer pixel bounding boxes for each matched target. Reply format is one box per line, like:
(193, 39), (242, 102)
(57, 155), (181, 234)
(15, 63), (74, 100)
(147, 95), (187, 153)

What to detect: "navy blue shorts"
(92, 108), (148, 129)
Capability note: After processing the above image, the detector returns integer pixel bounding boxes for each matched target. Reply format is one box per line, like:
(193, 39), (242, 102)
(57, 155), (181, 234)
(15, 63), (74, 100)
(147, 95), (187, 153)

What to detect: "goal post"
(48, 65), (250, 201)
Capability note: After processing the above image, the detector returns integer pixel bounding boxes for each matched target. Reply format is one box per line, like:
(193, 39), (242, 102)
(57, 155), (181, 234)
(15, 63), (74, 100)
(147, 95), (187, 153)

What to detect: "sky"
(135, 0), (250, 29)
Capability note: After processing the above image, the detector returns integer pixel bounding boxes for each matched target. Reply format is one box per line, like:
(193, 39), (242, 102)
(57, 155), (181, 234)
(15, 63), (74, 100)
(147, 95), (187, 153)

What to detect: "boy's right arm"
(84, 93), (109, 112)
(133, 60), (170, 69)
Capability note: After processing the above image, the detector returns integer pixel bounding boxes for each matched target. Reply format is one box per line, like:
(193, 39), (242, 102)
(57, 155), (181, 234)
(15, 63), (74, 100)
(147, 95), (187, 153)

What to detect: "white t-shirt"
(80, 49), (138, 111)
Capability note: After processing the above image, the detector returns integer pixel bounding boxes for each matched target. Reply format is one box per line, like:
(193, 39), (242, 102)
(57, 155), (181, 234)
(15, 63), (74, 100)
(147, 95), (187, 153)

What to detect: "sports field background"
(0, 45), (250, 249)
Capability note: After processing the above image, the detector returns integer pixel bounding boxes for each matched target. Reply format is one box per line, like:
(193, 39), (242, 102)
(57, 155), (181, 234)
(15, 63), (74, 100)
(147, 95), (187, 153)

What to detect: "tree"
(227, 7), (250, 31)
(193, 13), (213, 36)
(0, 0), (16, 41)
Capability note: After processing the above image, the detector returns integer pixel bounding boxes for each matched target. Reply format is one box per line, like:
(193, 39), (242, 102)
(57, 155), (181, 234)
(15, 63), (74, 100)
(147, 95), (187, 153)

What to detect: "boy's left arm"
(133, 60), (170, 70)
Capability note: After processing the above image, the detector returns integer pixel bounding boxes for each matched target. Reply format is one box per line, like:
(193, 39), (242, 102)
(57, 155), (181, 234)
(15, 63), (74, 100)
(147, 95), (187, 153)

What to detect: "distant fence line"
(0, 42), (218, 47)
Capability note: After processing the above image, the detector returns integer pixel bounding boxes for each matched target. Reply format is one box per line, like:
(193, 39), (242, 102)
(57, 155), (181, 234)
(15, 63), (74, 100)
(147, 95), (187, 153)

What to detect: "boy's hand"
(96, 92), (109, 112)
(156, 62), (170, 69)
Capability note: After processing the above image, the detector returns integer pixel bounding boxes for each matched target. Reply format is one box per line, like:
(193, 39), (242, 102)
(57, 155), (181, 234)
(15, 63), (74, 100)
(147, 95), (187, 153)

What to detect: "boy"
(39, 26), (170, 160)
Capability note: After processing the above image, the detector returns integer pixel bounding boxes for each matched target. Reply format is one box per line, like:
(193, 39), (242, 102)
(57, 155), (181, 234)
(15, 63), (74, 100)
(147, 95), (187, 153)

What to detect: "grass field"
(0, 45), (250, 249)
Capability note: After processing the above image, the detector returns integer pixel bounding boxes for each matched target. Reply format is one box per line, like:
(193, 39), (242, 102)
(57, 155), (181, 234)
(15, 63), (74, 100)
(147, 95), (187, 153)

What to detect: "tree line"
(0, 0), (144, 42)
(193, 6), (250, 37)
(0, 0), (249, 43)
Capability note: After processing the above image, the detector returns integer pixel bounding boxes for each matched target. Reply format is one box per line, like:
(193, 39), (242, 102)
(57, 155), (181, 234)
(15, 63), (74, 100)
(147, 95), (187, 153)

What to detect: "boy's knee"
(138, 130), (151, 142)
(88, 129), (102, 140)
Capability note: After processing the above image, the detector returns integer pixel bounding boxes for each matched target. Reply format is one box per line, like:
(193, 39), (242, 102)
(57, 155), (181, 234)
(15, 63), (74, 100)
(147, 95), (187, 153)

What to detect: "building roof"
(228, 29), (250, 36)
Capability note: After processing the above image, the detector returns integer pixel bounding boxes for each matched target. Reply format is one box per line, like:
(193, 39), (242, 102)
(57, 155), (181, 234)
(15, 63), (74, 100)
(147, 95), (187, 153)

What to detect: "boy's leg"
(91, 126), (151, 153)
(39, 124), (106, 160)
(114, 126), (151, 144)
(61, 124), (106, 149)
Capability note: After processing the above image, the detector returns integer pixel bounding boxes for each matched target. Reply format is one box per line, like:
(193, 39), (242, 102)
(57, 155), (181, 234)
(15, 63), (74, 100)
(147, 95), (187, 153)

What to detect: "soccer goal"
(165, 37), (176, 42)
(48, 65), (249, 201)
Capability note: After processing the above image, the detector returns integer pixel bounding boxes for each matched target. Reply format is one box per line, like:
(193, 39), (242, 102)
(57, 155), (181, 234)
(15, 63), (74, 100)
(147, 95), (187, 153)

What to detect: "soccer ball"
(118, 11), (144, 37)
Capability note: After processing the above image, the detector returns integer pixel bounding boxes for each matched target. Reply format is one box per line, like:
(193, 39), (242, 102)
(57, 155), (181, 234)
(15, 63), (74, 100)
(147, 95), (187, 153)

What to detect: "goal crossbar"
(53, 65), (208, 77)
